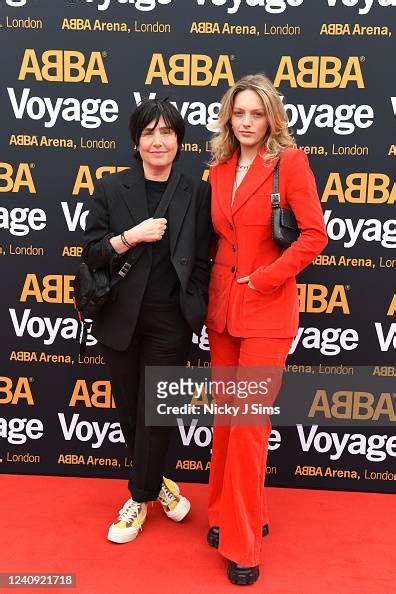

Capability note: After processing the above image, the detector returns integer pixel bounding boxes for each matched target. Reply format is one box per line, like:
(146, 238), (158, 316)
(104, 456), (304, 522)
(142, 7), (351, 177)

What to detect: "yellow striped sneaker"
(158, 477), (191, 522)
(107, 498), (147, 543)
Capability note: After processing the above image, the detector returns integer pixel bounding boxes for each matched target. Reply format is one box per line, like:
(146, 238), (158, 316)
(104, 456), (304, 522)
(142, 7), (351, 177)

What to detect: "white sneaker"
(158, 477), (191, 522)
(107, 498), (147, 543)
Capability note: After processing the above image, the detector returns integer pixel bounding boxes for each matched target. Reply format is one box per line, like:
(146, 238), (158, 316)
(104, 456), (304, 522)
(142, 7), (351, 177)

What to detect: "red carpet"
(0, 475), (394, 593)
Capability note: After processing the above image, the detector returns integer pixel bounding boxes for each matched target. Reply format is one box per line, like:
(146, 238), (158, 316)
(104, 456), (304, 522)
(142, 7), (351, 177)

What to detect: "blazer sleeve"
(250, 150), (328, 292)
(82, 179), (120, 271)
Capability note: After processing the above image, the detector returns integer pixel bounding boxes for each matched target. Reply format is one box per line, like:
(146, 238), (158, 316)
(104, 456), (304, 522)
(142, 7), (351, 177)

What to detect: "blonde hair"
(210, 73), (296, 164)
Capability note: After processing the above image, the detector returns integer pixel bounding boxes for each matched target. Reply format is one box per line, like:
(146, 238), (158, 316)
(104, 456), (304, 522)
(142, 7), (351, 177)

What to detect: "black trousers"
(100, 303), (192, 502)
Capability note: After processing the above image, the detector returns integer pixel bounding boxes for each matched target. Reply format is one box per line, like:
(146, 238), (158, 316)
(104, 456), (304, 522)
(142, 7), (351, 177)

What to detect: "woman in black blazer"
(82, 99), (211, 544)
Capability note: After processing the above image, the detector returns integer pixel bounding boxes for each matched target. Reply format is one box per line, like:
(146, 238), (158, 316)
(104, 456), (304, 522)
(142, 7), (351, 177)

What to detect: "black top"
(143, 178), (180, 305)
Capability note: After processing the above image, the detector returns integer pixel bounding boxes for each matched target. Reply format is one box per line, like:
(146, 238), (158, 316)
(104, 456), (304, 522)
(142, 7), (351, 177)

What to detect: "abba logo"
(308, 390), (396, 421)
(274, 56), (364, 89)
(322, 173), (396, 204)
(20, 274), (75, 304)
(0, 163), (36, 194)
(327, 0), (396, 15)
(195, 0), (303, 14)
(18, 50), (108, 84)
(69, 380), (116, 409)
(145, 54), (234, 87)
(0, 377), (34, 405)
(297, 284), (350, 314)
(81, 0), (172, 10)
(297, 425), (396, 462)
(387, 295), (396, 317)
(72, 165), (128, 196)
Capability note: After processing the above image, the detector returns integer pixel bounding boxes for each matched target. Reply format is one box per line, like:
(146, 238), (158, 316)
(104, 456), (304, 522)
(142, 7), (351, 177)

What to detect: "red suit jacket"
(206, 148), (328, 338)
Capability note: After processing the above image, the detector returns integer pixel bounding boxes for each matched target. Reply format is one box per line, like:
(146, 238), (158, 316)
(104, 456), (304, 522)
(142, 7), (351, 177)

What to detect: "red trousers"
(207, 329), (292, 566)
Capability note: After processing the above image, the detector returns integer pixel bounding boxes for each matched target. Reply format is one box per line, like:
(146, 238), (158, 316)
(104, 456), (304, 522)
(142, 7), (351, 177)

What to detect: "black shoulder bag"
(73, 251), (136, 322)
(271, 158), (300, 249)
(73, 243), (145, 354)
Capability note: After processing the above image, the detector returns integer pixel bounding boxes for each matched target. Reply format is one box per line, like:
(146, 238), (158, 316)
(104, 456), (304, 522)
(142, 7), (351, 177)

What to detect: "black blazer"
(82, 159), (212, 351)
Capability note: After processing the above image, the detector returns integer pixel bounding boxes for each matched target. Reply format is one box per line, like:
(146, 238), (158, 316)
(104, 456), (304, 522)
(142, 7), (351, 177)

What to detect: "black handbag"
(271, 158), (300, 248)
(72, 254), (138, 355)
(73, 256), (135, 322)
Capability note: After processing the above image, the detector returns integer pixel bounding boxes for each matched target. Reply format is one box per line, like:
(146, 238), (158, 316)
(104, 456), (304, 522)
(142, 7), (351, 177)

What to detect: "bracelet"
(120, 231), (135, 249)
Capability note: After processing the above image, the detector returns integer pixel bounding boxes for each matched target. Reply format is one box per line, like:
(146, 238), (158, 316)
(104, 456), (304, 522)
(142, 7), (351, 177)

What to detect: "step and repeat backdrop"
(0, 0), (395, 493)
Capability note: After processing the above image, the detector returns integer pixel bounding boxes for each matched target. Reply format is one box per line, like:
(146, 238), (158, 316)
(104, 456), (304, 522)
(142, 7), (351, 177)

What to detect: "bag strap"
(271, 157), (281, 209)
(153, 170), (181, 218)
(110, 170), (182, 288)
(109, 241), (139, 288)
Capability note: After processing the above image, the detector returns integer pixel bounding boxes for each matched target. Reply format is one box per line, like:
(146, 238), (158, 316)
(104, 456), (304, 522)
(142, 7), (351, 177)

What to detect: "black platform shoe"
(207, 524), (269, 549)
(227, 561), (259, 585)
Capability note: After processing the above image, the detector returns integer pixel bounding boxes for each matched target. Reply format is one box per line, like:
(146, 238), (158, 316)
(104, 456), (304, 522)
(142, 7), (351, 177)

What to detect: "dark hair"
(129, 98), (185, 159)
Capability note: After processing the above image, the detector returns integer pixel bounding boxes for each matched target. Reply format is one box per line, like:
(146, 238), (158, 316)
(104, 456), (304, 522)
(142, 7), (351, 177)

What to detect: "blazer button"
(231, 266), (235, 273)
(180, 257), (188, 265)
(229, 223), (234, 230)
(232, 245), (236, 252)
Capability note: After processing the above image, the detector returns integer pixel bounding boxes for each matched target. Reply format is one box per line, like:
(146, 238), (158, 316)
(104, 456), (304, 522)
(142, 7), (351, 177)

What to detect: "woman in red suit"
(206, 74), (328, 585)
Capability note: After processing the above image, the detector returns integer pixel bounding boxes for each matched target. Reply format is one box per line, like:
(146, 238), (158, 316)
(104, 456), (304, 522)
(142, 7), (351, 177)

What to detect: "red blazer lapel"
(231, 151), (279, 216)
(212, 150), (238, 225)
